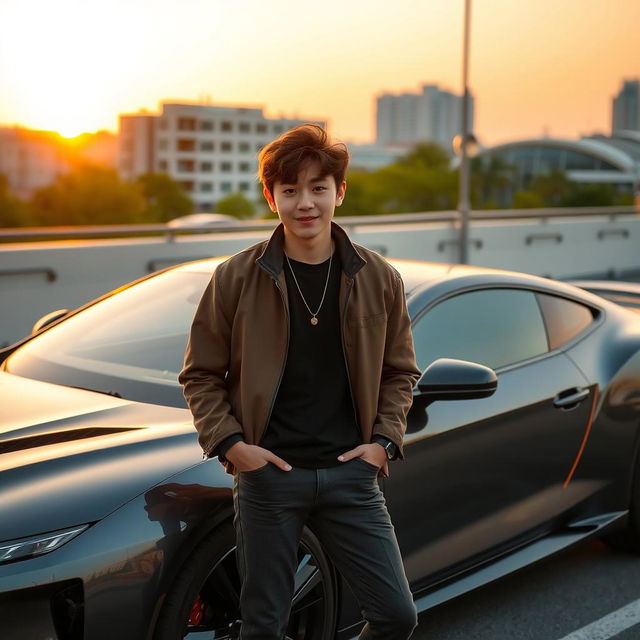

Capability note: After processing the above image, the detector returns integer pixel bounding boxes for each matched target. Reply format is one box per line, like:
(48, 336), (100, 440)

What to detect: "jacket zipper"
(258, 276), (290, 445)
(340, 277), (360, 433)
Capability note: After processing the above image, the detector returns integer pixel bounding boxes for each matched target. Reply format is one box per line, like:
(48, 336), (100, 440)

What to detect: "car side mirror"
(31, 309), (69, 334)
(415, 357), (497, 401)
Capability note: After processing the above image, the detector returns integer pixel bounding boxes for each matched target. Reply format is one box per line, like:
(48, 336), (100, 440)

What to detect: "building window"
(200, 161), (213, 172)
(220, 162), (232, 172)
(200, 182), (213, 192)
(256, 123), (267, 134)
(179, 180), (195, 193)
(221, 141), (233, 152)
(273, 124), (283, 134)
(200, 120), (214, 131)
(200, 140), (214, 151)
(178, 118), (197, 131)
(239, 142), (250, 152)
(256, 142), (265, 152)
(198, 202), (213, 212)
(239, 122), (251, 133)
(177, 138), (196, 152)
(158, 139), (168, 151)
(239, 162), (251, 172)
(220, 181), (232, 193)
(221, 121), (233, 132)
(158, 119), (169, 130)
(158, 159), (169, 171)
(239, 182), (250, 192)
(177, 159), (196, 172)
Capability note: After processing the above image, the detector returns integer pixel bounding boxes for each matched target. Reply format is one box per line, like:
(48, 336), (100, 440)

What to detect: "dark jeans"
(232, 458), (417, 640)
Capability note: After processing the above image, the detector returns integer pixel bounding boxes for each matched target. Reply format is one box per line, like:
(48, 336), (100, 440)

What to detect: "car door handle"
(553, 387), (590, 409)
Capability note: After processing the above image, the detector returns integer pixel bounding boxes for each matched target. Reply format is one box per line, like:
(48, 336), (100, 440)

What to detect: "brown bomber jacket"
(178, 221), (421, 477)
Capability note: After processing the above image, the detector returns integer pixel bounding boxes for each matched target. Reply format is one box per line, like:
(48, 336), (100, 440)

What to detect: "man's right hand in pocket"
(225, 441), (292, 472)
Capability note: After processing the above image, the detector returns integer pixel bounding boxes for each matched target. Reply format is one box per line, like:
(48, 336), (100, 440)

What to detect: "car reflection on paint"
(1, 256), (640, 640)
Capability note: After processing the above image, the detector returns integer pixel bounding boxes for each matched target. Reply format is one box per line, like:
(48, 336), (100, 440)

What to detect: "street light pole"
(458, 0), (472, 264)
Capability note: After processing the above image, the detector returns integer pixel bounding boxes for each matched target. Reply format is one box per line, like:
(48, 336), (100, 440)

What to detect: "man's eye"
(282, 188), (295, 194)
(314, 186), (327, 192)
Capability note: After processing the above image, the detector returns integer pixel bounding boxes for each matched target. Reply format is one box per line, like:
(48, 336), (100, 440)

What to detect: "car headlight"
(0, 524), (89, 564)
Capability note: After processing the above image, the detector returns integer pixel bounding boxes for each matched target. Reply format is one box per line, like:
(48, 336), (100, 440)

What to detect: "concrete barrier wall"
(1, 214), (638, 348)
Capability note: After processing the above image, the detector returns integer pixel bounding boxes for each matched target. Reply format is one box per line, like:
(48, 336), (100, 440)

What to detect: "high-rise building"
(375, 84), (474, 152)
(612, 79), (640, 133)
(118, 102), (325, 211)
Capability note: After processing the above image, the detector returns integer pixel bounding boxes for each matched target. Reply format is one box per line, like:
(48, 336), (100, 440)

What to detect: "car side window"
(412, 288), (548, 371)
(536, 293), (595, 350)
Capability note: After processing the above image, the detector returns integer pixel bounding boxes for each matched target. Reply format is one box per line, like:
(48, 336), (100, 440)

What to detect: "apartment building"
(612, 79), (640, 134)
(376, 84), (474, 153)
(118, 102), (325, 211)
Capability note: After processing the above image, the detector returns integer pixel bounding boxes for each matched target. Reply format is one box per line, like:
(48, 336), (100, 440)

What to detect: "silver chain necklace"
(285, 251), (333, 326)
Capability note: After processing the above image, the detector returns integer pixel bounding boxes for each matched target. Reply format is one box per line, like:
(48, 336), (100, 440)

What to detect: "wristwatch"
(372, 436), (397, 461)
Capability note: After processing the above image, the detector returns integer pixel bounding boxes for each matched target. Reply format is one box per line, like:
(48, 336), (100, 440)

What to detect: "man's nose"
(297, 190), (315, 210)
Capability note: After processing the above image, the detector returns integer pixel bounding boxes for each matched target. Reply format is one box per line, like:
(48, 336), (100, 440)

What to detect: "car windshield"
(6, 270), (212, 407)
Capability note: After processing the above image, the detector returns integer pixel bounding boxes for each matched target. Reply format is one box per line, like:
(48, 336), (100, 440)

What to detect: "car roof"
(173, 254), (616, 313)
(174, 255), (504, 296)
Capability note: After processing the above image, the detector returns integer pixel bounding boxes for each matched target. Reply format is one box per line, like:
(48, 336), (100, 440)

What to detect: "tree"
(0, 174), (35, 227)
(338, 142), (457, 216)
(136, 172), (193, 222)
(31, 165), (146, 225)
(216, 192), (255, 219)
(396, 142), (451, 170)
(512, 190), (546, 209)
(528, 170), (572, 206)
(471, 156), (516, 208)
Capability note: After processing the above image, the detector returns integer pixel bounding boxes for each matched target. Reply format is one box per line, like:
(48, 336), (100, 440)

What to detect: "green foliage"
(470, 156), (516, 207)
(0, 175), (35, 227)
(338, 142), (457, 216)
(396, 143), (451, 170)
(215, 192), (256, 219)
(528, 170), (572, 206)
(512, 190), (547, 209)
(559, 183), (617, 207)
(31, 166), (146, 225)
(136, 172), (193, 222)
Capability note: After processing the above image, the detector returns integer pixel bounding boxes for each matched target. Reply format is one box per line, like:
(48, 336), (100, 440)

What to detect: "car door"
(384, 287), (597, 590)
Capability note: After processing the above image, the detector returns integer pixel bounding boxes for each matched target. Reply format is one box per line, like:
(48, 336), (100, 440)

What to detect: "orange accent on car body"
(563, 386), (599, 488)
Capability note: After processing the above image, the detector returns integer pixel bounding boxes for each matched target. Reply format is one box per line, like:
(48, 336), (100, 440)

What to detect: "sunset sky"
(0, 0), (637, 145)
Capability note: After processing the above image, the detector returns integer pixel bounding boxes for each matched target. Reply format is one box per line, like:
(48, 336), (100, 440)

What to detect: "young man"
(179, 124), (420, 639)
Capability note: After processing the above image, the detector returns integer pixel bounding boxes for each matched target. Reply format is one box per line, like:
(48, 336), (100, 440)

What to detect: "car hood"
(0, 371), (204, 542)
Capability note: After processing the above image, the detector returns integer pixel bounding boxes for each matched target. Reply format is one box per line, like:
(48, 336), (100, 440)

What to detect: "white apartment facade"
(376, 84), (474, 153)
(118, 103), (325, 211)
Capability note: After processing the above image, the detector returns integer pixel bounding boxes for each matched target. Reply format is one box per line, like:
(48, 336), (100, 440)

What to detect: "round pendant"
(310, 316), (318, 326)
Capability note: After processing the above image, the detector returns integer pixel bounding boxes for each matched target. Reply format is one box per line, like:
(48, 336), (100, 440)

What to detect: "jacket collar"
(256, 221), (367, 279)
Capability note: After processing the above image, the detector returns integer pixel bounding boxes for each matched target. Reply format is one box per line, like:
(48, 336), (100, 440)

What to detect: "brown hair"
(258, 124), (349, 196)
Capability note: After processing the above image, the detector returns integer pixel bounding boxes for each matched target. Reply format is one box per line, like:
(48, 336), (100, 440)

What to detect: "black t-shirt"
(259, 252), (362, 467)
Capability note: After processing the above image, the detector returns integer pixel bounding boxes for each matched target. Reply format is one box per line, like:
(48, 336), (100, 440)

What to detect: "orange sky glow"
(0, 0), (638, 145)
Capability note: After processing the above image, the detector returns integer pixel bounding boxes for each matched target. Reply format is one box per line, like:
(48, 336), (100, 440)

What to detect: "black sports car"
(1, 257), (640, 640)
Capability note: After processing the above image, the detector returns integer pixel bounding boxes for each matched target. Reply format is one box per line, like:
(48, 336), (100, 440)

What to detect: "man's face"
(263, 160), (346, 244)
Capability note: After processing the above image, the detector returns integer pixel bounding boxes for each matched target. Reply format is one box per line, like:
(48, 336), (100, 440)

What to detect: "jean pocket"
(240, 462), (270, 475)
(354, 457), (381, 472)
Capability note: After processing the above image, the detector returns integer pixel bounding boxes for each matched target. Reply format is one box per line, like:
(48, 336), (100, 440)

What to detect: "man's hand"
(337, 443), (386, 469)
(225, 441), (292, 472)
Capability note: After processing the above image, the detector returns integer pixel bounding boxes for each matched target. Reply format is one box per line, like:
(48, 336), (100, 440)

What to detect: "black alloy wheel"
(154, 522), (337, 640)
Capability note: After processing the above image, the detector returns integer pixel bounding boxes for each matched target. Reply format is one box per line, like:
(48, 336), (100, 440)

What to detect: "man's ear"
(263, 186), (277, 213)
(335, 180), (347, 207)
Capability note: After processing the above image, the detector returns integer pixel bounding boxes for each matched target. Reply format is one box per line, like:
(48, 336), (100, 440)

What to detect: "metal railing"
(0, 206), (637, 243)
